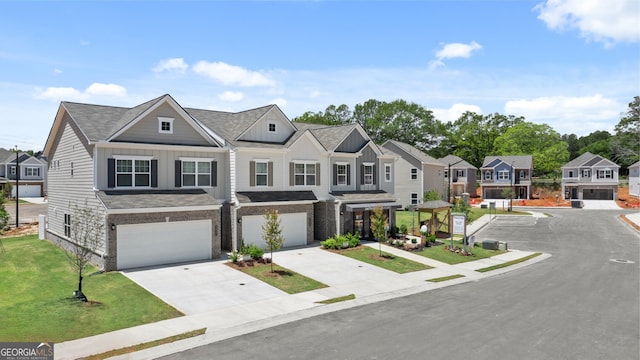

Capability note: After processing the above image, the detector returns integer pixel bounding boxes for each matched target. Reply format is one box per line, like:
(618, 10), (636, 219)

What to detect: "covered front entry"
(117, 219), (212, 269)
(241, 212), (308, 248)
(342, 202), (402, 240)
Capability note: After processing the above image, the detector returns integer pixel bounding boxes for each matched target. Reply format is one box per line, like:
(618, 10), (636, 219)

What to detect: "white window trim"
(363, 163), (374, 185)
(498, 170), (510, 180)
(293, 161), (316, 186)
(114, 156), (153, 188)
(158, 117), (174, 134)
(113, 155), (154, 161)
(410, 193), (419, 205)
(255, 160), (269, 187)
(384, 163), (392, 182)
(336, 163), (348, 185)
(268, 122), (277, 133)
(181, 158), (213, 187)
(25, 167), (39, 176)
(410, 168), (418, 180)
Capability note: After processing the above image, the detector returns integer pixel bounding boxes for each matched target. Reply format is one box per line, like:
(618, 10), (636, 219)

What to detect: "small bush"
(321, 238), (339, 249)
(247, 244), (264, 260)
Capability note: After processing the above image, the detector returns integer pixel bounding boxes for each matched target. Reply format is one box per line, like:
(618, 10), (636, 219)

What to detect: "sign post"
(451, 212), (467, 251)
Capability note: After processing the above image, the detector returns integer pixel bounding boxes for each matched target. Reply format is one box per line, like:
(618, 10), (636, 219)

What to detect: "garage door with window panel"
(12, 184), (41, 198)
(117, 219), (211, 269)
(241, 213), (307, 249)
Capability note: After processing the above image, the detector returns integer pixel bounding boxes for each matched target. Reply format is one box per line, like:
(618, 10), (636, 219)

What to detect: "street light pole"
(14, 145), (19, 228)
(510, 161), (514, 212)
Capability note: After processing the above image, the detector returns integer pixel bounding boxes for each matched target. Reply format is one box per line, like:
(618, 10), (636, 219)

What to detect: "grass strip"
(415, 242), (506, 265)
(84, 328), (206, 360)
(315, 294), (356, 304)
(335, 246), (432, 273)
(475, 253), (543, 273)
(227, 262), (328, 294)
(426, 274), (465, 282)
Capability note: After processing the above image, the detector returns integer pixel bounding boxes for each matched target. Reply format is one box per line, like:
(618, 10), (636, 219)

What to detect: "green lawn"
(0, 235), (183, 342)
(415, 241), (506, 264)
(334, 246), (432, 273)
(395, 208), (529, 234)
(229, 262), (328, 294)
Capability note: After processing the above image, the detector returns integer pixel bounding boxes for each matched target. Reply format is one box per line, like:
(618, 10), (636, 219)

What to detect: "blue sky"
(0, 0), (638, 151)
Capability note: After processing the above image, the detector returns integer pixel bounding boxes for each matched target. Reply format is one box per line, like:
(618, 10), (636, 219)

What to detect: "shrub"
(247, 244), (264, 260)
(399, 224), (408, 235)
(346, 232), (360, 248)
(321, 238), (338, 249)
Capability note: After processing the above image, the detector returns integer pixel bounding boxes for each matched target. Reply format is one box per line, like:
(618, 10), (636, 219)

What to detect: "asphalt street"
(4, 201), (46, 225)
(160, 209), (639, 360)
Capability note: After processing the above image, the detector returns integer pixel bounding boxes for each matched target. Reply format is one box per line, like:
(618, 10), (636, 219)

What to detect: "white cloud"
(432, 103), (483, 123)
(218, 90), (244, 102)
(37, 83), (127, 101)
(86, 83), (127, 97)
(153, 58), (189, 74)
(271, 98), (288, 108)
(54, 69), (62, 75)
(429, 41), (482, 69)
(192, 61), (275, 87)
(535, 0), (640, 45)
(504, 94), (621, 134)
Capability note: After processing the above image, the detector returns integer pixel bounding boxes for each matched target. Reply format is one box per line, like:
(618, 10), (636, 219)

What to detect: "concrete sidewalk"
(54, 213), (548, 360)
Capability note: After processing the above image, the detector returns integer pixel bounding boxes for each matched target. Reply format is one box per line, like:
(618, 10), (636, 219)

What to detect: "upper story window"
(336, 164), (347, 185)
(182, 160), (211, 187)
(410, 168), (418, 180)
(484, 171), (492, 180)
(582, 169), (591, 177)
(25, 167), (40, 177)
(116, 158), (151, 187)
(444, 169), (448, 178)
(268, 123), (276, 132)
(294, 163), (316, 186)
(519, 170), (526, 179)
(597, 169), (612, 179)
(363, 163), (374, 185)
(385, 164), (392, 182)
(498, 170), (510, 180)
(256, 161), (268, 186)
(158, 117), (174, 134)
(568, 170), (575, 178)
(10, 166), (15, 175)
(456, 170), (464, 177)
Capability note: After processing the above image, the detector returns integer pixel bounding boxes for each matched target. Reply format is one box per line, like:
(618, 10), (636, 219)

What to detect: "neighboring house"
(480, 155), (533, 199)
(438, 154), (477, 199)
(44, 94), (399, 271)
(380, 140), (445, 208)
(561, 152), (620, 200)
(0, 149), (48, 197)
(629, 161), (640, 198)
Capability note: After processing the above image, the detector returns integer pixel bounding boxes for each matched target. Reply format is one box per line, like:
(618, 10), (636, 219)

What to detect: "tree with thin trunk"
(62, 200), (104, 301)
(0, 192), (9, 233)
(262, 209), (284, 273)
(370, 205), (387, 257)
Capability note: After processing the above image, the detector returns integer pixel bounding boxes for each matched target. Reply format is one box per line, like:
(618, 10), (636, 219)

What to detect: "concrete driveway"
(581, 200), (621, 209)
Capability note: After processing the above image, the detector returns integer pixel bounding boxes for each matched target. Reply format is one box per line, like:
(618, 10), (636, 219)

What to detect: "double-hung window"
(597, 169), (612, 179)
(256, 161), (268, 186)
(484, 171), (492, 180)
(410, 168), (418, 180)
(411, 193), (418, 205)
(385, 164), (392, 182)
(363, 163), (374, 185)
(182, 160), (211, 187)
(115, 157), (152, 187)
(64, 214), (71, 237)
(498, 170), (510, 180)
(582, 169), (591, 178)
(26, 167), (39, 177)
(456, 170), (464, 178)
(294, 163), (316, 186)
(336, 164), (347, 185)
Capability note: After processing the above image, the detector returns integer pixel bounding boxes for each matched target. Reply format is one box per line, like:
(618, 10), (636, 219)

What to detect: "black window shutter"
(250, 161), (255, 187)
(360, 164), (365, 184)
(175, 160), (182, 187)
(333, 164), (337, 186)
(346, 164), (351, 185)
(373, 165), (377, 185)
(211, 161), (217, 187)
(151, 160), (158, 187)
(316, 163), (320, 186)
(289, 162), (294, 186)
(107, 158), (115, 188)
(268, 161), (274, 187)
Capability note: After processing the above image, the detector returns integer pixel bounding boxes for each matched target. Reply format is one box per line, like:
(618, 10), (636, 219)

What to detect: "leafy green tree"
(561, 133), (581, 160)
(262, 209), (284, 273)
(294, 104), (352, 126)
(611, 96), (640, 168)
(437, 112), (524, 168)
(62, 201), (104, 301)
(423, 189), (440, 201)
(0, 192), (9, 233)
(493, 122), (569, 177)
(370, 205), (388, 257)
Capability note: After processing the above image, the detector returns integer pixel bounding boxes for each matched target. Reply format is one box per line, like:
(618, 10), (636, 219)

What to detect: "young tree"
(0, 192), (9, 233)
(62, 201), (104, 301)
(262, 209), (284, 273)
(370, 205), (388, 257)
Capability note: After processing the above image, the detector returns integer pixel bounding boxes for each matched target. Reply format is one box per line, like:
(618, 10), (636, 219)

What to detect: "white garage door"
(242, 213), (307, 249)
(12, 185), (40, 198)
(117, 219), (211, 269)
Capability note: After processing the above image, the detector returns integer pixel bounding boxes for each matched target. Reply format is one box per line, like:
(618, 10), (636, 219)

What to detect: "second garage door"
(117, 219), (211, 269)
(583, 188), (614, 200)
(242, 213), (307, 249)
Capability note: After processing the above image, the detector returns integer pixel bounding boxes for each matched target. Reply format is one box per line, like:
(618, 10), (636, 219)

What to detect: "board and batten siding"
(113, 103), (211, 146)
(335, 130), (367, 153)
(47, 119), (106, 252)
(237, 109), (294, 144)
(235, 149), (287, 191)
(96, 146), (228, 199)
(355, 146), (379, 191)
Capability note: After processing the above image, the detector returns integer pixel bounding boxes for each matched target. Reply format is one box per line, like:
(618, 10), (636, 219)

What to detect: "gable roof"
(629, 160), (640, 168)
(381, 140), (442, 166)
(438, 155), (476, 169)
(562, 152), (620, 168)
(482, 155), (533, 169)
(293, 122), (371, 152)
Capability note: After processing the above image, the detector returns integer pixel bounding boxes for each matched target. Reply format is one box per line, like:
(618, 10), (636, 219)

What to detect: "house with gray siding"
(561, 152), (620, 200)
(480, 155), (533, 200)
(0, 150), (48, 198)
(380, 140), (446, 208)
(44, 94), (399, 270)
(438, 154), (477, 200)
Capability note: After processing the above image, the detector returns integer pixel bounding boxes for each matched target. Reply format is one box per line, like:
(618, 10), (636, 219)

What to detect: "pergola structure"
(417, 200), (452, 236)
